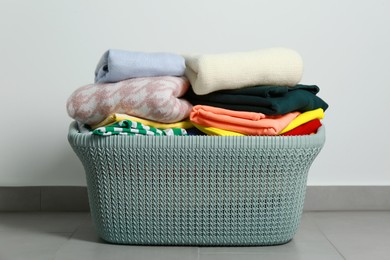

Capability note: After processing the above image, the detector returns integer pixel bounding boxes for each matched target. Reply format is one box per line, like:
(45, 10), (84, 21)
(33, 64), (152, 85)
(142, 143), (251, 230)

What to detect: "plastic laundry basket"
(68, 121), (325, 246)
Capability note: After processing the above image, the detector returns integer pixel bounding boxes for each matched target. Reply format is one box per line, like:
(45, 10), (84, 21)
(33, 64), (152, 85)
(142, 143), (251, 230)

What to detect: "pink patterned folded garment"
(67, 76), (193, 125)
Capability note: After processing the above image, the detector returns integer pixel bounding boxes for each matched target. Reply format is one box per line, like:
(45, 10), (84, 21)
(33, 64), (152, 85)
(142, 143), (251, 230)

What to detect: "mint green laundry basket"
(68, 121), (325, 246)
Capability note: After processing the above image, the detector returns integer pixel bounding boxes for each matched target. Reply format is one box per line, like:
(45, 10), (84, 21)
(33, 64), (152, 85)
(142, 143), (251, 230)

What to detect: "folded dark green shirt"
(184, 84), (328, 115)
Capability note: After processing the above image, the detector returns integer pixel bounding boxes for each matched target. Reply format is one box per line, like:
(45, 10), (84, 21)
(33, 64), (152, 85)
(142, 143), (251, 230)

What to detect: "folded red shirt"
(281, 119), (322, 136)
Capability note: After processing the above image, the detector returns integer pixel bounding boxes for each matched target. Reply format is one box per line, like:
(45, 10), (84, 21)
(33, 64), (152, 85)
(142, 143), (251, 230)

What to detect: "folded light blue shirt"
(94, 49), (186, 83)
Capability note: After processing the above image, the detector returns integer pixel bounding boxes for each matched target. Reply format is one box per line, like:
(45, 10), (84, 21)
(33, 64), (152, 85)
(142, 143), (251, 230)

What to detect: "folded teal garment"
(95, 49), (186, 83)
(184, 85), (328, 115)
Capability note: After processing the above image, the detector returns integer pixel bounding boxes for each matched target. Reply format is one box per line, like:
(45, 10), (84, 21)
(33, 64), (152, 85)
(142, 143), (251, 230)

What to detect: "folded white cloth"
(184, 48), (303, 95)
(95, 49), (186, 83)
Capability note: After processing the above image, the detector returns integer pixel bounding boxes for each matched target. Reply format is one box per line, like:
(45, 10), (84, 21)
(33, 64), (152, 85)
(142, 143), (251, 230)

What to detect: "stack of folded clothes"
(67, 48), (328, 136)
(184, 48), (328, 136)
(66, 49), (193, 136)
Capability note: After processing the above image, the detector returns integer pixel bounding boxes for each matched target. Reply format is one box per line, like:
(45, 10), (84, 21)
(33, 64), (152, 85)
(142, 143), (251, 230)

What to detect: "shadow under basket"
(68, 121), (325, 246)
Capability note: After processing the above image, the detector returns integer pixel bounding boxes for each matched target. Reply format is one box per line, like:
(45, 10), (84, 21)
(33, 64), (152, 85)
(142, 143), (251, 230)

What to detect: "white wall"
(0, 0), (389, 186)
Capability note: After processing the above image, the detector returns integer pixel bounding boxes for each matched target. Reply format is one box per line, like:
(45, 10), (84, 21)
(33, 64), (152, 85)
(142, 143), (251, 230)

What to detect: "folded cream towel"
(184, 48), (303, 95)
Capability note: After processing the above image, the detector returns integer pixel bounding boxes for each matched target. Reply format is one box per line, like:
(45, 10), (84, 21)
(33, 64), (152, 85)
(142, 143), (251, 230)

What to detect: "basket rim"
(68, 121), (325, 149)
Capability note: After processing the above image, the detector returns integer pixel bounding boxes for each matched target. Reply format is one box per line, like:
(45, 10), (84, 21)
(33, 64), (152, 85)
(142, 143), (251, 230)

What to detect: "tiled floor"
(0, 211), (389, 260)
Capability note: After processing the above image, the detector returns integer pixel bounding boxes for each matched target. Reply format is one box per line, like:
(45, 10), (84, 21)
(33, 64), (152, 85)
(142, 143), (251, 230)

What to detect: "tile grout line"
(68, 213), (91, 238)
(39, 187), (42, 211)
(53, 214), (91, 260)
(308, 214), (347, 260)
(53, 232), (75, 260)
(318, 232), (346, 260)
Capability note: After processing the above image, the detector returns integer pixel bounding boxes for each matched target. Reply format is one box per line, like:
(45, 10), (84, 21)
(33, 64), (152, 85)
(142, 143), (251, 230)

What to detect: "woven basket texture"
(68, 122), (325, 245)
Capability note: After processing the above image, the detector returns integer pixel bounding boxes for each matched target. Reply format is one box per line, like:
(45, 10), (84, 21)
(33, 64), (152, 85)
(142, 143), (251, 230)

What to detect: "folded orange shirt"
(190, 105), (300, 135)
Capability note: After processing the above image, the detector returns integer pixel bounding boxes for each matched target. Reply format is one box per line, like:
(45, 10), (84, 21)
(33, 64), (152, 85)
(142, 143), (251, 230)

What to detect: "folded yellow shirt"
(279, 108), (324, 134)
(91, 113), (193, 130)
(192, 123), (245, 136)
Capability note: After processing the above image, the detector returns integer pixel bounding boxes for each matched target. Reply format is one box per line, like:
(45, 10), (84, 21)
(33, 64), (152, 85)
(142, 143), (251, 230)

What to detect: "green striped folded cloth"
(92, 120), (187, 136)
